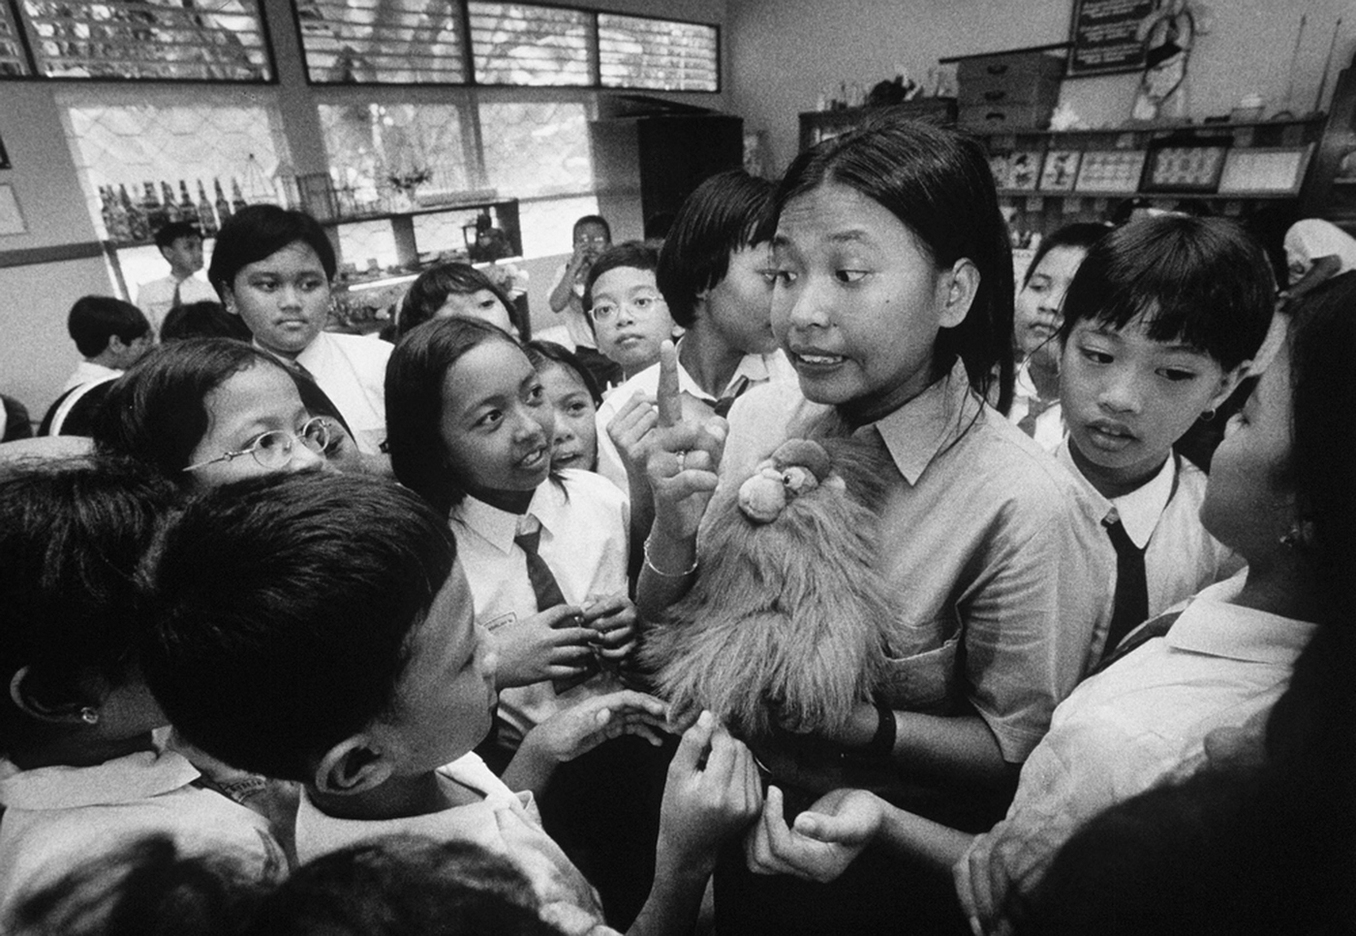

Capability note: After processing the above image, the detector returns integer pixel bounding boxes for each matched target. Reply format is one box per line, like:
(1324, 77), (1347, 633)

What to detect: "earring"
(1200, 408), (1216, 422)
(79, 707), (99, 725)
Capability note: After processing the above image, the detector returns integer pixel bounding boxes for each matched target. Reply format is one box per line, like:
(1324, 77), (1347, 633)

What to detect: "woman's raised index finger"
(656, 340), (682, 428)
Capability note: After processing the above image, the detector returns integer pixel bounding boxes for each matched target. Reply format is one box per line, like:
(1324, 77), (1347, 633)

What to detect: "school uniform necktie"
(171, 281), (183, 310)
(712, 375), (751, 418)
(1091, 609), (1182, 676)
(1016, 395), (1055, 438)
(1101, 515), (1150, 664)
(514, 517), (597, 693)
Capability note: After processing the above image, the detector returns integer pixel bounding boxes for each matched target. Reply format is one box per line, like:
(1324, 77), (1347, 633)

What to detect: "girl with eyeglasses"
(93, 337), (356, 487)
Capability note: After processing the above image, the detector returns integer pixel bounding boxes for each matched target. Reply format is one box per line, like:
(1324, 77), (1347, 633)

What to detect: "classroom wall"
(726, 0), (1355, 178)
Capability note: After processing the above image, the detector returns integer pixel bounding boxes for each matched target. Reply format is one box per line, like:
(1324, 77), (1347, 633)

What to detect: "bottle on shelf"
(197, 179), (219, 236)
(161, 181), (180, 223)
(230, 177), (248, 214)
(123, 184), (149, 242)
(142, 181), (168, 235)
(178, 180), (196, 225)
(213, 177), (233, 226)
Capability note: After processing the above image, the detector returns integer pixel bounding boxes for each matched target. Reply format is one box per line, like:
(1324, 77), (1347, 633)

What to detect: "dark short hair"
(1021, 222), (1110, 287)
(395, 262), (519, 339)
(1057, 215), (1275, 371)
(525, 339), (603, 407)
(767, 117), (1015, 407)
(658, 170), (774, 329)
(385, 317), (521, 515)
(159, 301), (252, 343)
(207, 205), (336, 298)
(140, 472), (456, 782)
(244, 835), (564, 936)
(0, 456), (177, 757)
(583, 240), (660, 312)
(572, 214), (611, 242)
(67, 295), (151, 358)
(153, 221), (203, 251)
(93, 338), (284, 481)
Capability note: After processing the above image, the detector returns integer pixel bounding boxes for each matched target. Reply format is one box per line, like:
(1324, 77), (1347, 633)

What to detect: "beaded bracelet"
(643, 536), (698, 578)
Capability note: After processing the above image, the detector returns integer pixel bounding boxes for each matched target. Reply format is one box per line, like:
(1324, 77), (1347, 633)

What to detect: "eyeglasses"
(590, 292), (666, 323)
(182, 416), (333, 473)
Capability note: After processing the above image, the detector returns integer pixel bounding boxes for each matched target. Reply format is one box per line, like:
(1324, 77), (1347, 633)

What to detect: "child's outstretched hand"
(656, 710), (763, 877)
(527, 690), (671, 763)
(744, 786), (882, 883)
(580, 591), (638, 666)
(492, 604), (595, 689)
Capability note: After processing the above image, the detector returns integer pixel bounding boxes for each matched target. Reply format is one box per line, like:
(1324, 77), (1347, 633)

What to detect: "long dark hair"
(768, 116), (1015, 410)
(385, 317), (523, 515)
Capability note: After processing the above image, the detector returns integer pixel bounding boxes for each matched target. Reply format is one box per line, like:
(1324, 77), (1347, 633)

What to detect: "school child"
(135, 221), (217, 335)
(209, 205), (391, 458)
(1008, 222), (1108, 448)
(638, 117), (1101, 935)
(386, 317), (676, 925)
(1051, 215), (1272, 667)
(94, 337), (361, 484)
(548, 215), (620, 390)
(139, 471), (763, 936)
(393, 261), (523, 340)
(40, 296), (153, 437)
(527, 339), (604, 473)
(0, 457), (284, 923)
(583, 242), (679, 383)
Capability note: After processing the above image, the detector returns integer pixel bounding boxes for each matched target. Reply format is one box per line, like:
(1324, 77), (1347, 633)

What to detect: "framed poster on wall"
(1068, 0), (1155, 77)
(1141, 139), (1230, 193)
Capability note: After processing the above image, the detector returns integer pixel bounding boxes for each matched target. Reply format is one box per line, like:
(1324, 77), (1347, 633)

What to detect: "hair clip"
(79, 707), (100, 725)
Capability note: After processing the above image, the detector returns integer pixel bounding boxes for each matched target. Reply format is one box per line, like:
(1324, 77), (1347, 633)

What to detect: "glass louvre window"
(294, 0), (467, 84)
(479, 101), (591, 198)
(598, 13), (717, 92)
(318, 102), (471, 213)
(18, 0), (271, 81)
(1, 2), (30, 76)
(468, 2), (589, 87)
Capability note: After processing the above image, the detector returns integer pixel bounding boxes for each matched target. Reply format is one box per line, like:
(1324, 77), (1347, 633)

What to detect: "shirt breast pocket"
(880, 610), (962, 714)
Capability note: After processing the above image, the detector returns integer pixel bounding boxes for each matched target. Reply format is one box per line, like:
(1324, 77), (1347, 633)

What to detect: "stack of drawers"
(957, 50), (1065, 133)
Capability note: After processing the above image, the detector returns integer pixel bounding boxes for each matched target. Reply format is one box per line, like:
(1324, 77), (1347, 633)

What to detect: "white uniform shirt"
(294, 330), (392, 455)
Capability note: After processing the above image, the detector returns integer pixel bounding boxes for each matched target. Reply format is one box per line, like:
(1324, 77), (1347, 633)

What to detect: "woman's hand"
(491, 604), (594, 688)
(744, 786), (883, 883)
(526, 690), (671, 763)
(646, 341), (727, 544)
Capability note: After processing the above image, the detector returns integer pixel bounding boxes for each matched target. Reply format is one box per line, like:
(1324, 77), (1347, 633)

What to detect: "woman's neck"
(838, 358), (941, 430)
(678, 330), (745, 399)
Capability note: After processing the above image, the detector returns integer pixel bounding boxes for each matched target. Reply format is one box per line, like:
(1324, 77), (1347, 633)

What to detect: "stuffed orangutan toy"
(642, 436), (900, 744)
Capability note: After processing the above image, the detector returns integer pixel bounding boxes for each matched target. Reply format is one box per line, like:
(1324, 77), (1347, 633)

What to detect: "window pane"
(479, 101), (592, 199)
(294, 0), (466, 84)
(598, 13), (717, 92)
(468, 2), (589, 87)
(319, 103), (471, 214)
(519, 193), (597, 260)
(20, 0), (271, 81)
(62, 99), (287, 240)
(1, 1), (30, 76)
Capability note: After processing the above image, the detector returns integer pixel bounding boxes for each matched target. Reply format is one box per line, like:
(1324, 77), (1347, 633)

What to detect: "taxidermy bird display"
(643, 437), (898, 741)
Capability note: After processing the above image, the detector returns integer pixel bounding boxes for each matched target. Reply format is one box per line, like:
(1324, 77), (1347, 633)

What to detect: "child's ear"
(938, 259), (980, 329)
(158, 245), (174, 264)
(221, 287), (239, 316)
(8, 666), (93, 725)
(314, 734), (392, 796)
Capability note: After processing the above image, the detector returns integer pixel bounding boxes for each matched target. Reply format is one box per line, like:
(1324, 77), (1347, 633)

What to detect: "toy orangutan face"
(737, 445), (846, 524)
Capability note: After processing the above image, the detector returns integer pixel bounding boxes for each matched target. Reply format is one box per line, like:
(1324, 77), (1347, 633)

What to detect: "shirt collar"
(671, 339), (781, 400)
(1055, 443), (1176, 549)
(456, 480), (565, 555)
(0, 749), (200, 811)
(865, 359), (978, 486)
(1167, 573), (1318, 665)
